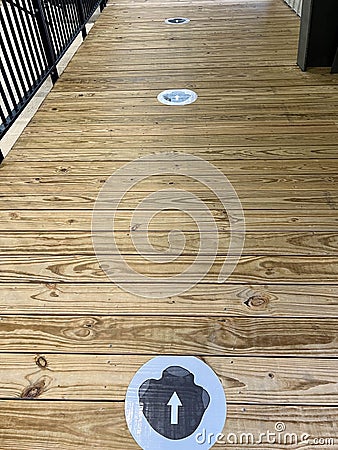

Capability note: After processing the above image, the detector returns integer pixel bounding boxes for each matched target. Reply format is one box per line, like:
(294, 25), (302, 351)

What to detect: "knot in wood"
(35, 355), (48, 369)
(21, 380), (45, 399)
(244, 294), (269, 309)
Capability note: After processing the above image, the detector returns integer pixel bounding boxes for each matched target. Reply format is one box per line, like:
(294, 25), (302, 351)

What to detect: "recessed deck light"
(157, 89), (198, 106)
(165, 17), (190, 24)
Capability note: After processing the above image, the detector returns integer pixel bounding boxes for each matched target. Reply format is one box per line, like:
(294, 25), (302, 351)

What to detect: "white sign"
(125, 356), (227, 449)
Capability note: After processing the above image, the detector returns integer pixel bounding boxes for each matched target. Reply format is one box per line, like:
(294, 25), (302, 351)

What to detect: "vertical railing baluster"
(0, 0), (107, 142)
(76, 0), (87, 39)
(31, 0), (59, 83)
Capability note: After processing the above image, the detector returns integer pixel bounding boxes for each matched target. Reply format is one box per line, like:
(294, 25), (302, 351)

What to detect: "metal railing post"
(76, 0), (87, 40)
(31, 0), (59, 84)
(100, 0), (106, 13)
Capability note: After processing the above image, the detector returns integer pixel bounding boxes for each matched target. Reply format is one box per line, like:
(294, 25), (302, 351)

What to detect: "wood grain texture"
(1, 0), (338, 446)
(0, 355), (336, 403)
(0, 209), (337, 231)
(2, 159), (338, 175)
(0, 174), (337, 192)
(0, 283), (337, 317)
(12, 132), (338, 150)
(7, 144), (338, 161)
(54, 67), (338, 89)
(0, 401), (336, 449)
(0, 315), (336, 355)
(0, 190), (337, 210)
(0, 255), (338, 283)
(0, 231), (337, 256)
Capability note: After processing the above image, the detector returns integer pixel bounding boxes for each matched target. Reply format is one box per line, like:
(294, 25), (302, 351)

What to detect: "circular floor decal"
(165, 17), (190, 24)
(125, 356), (227, 449)
(157, 89), (198, 106)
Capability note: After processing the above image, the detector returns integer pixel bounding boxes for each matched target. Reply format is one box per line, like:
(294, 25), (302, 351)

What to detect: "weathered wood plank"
(35, 85), (338, 99)
(0, 190), (336, 210)
(68, 167), (299, 188)
(7, 144), (338, 161)
(1, 160), (337, 176)
(25, 120), (338, 134)
(0, 174), (337, 192)
(0, 316), (336, 355)
(0, 172), (338, 190)
(0, 355), (336, 403)
(25, 112), (338, 125)
(0, 401), (336, 449)
(68, 38), (301, 48)
(0, 255), (338, 283)
(12, 133), (338, 153)
(88, 26), (299, 35)
(26, 116), (338, 129)
(0, 231), (337, 256)
(0, 283), (336, 317)
(55, 67), (338, 89)
(0, 210), (337, 232)
(29, 98), (338, 114)
(66, 57), (299, 69)
(72, 43), (304, 52)
(65, 59), (301, 69)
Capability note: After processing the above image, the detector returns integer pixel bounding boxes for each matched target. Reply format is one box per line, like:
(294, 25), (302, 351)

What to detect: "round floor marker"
(125, 356), (227, 449)
(165, 17), (190, 24)
(157, 89), (198, 106)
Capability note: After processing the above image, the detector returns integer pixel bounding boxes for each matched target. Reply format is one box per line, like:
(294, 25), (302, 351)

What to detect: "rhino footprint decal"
(139, 366), (210, 440)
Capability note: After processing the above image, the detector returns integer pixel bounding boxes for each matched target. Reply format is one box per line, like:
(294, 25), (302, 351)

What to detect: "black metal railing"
(0, 0), (106, 141)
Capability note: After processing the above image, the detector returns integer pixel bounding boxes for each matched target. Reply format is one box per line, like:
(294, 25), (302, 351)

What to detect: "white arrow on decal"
(167, 392), (182, 425)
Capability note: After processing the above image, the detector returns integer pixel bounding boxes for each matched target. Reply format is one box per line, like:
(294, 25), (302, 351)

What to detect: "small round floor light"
(157, 89), (198, 106)
(165, 17), (190, 25)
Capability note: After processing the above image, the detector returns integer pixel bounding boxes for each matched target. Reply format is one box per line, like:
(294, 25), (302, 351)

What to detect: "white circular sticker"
(125, 356), (227, 449)
(157, 89), (198, 106)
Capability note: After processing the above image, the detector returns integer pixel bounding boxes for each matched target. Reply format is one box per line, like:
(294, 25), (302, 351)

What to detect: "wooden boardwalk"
(0, 0), (338, 447)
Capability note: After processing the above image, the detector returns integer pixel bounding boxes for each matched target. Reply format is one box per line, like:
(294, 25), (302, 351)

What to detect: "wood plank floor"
(1, 0), (338, 448)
